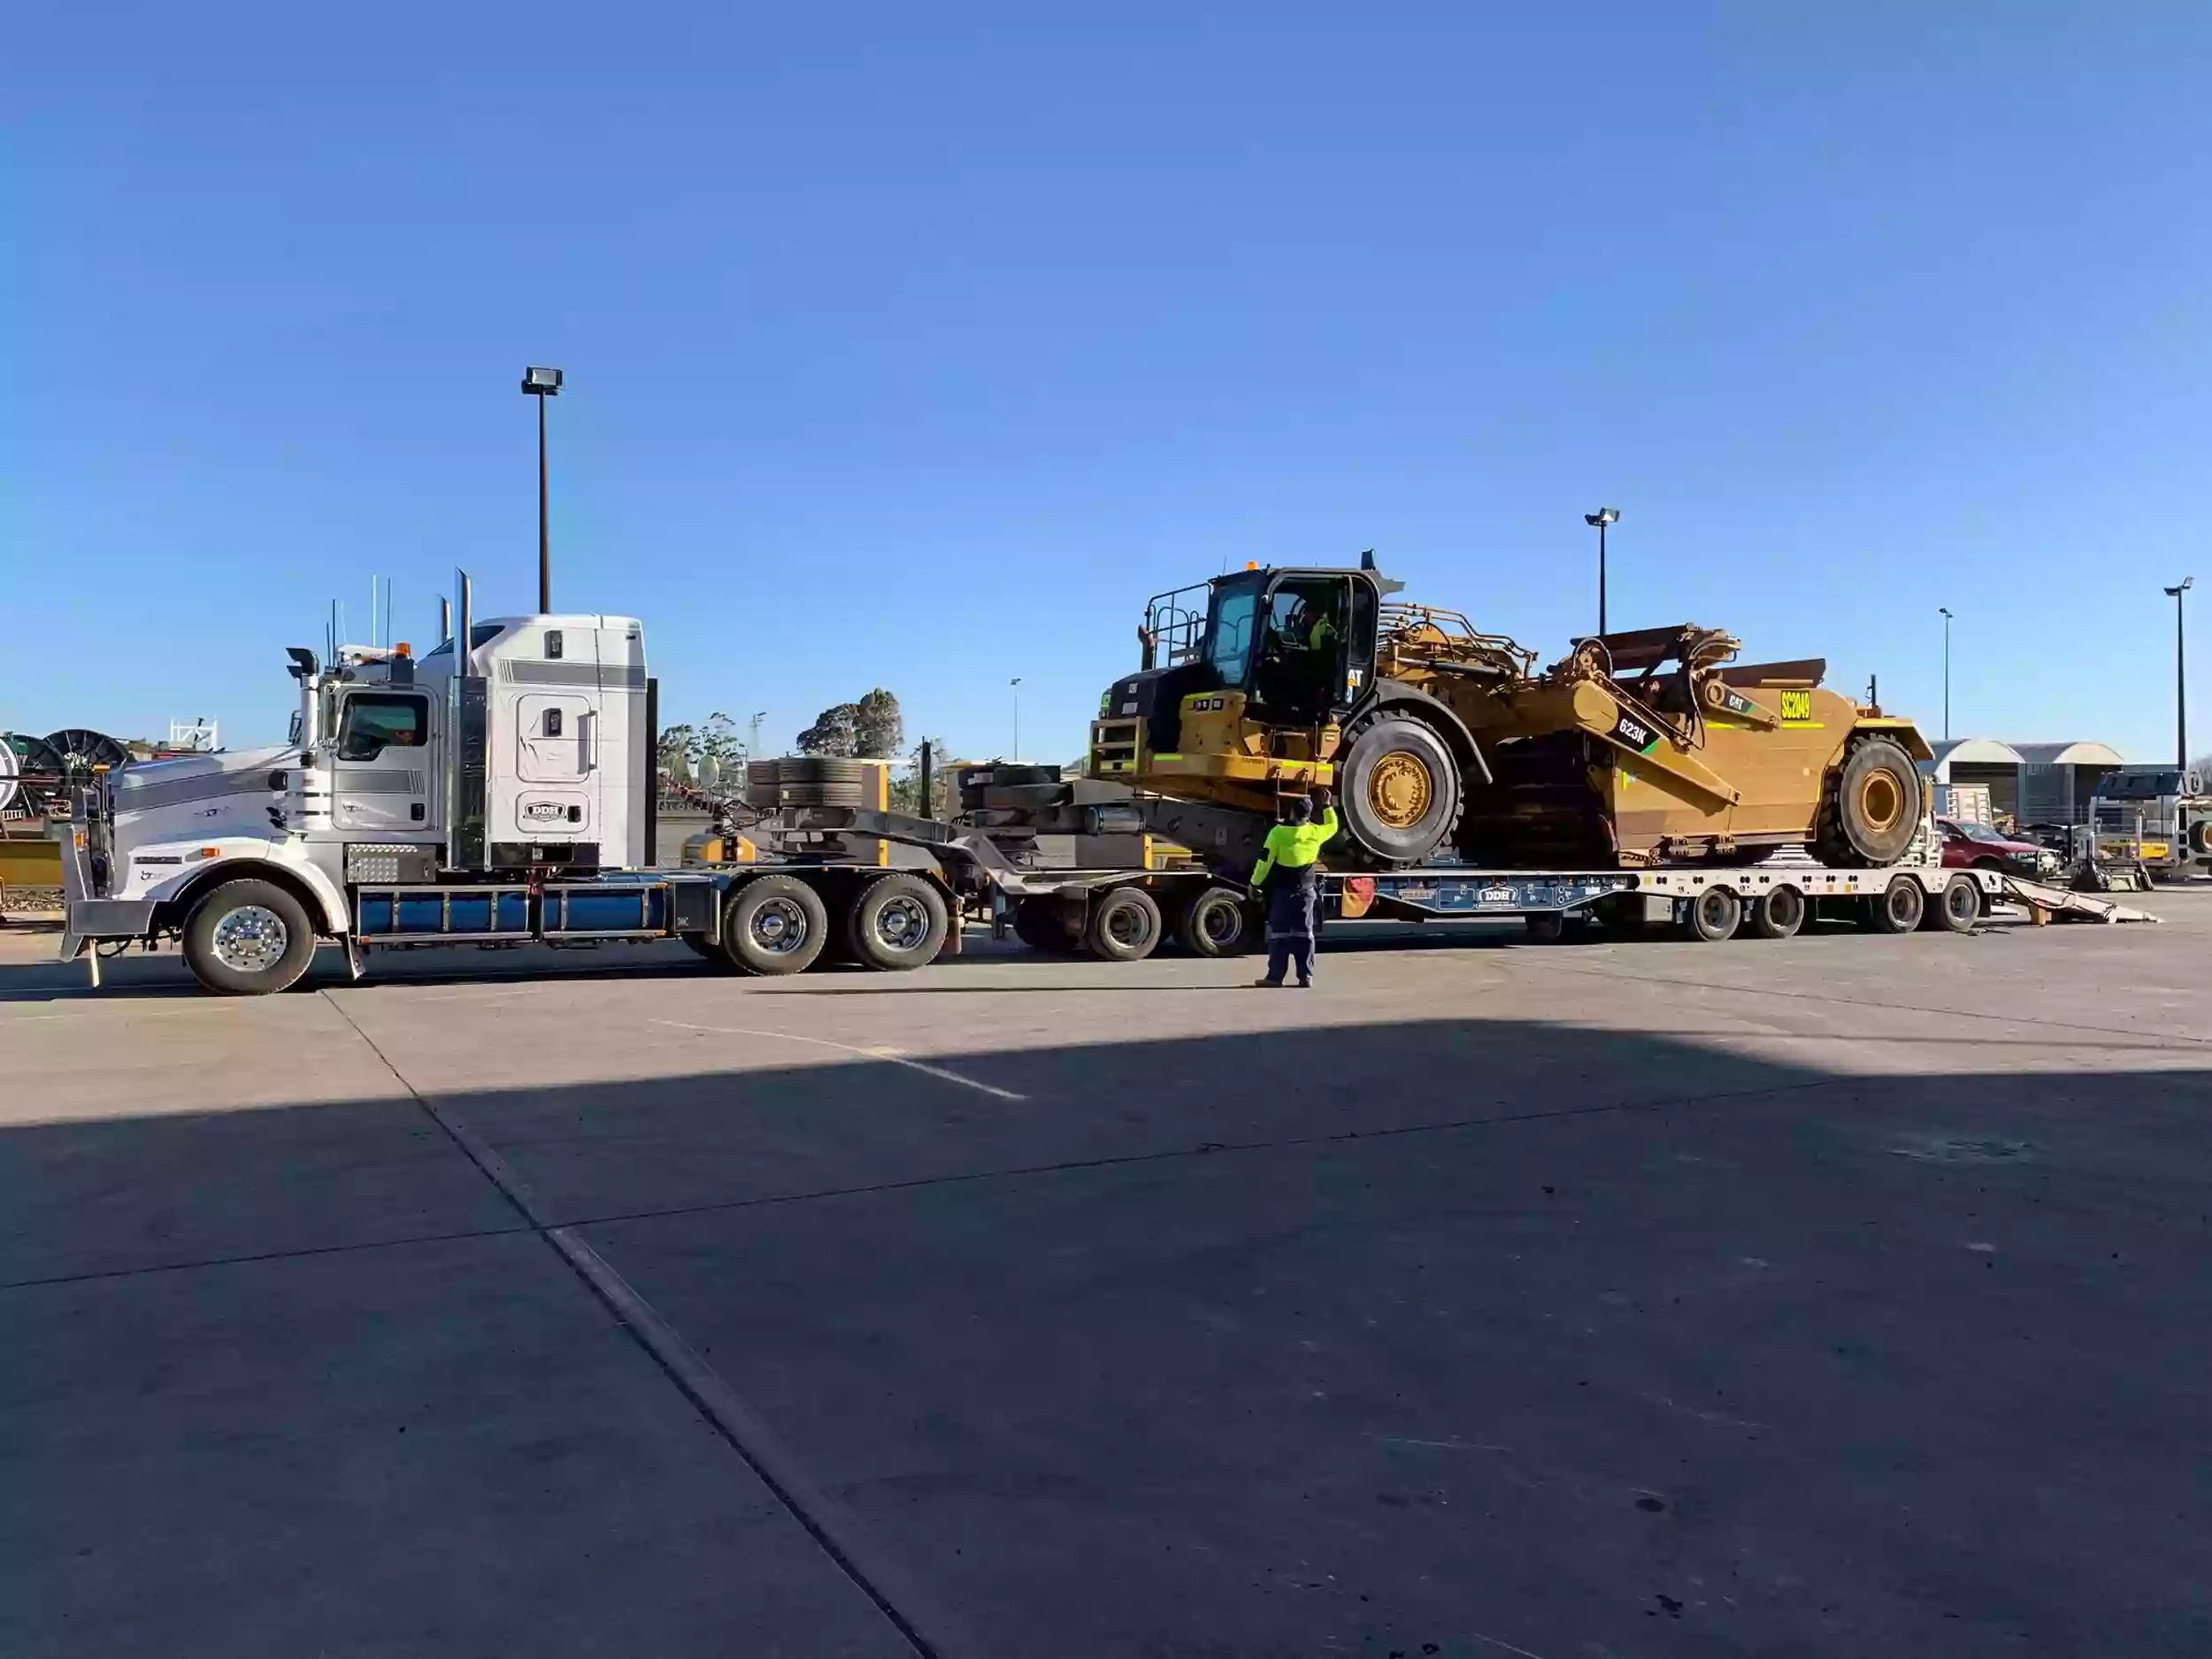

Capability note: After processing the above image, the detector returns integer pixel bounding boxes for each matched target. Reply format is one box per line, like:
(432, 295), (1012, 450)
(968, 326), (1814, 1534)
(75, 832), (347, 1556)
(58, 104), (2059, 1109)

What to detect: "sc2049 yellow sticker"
(1778, 689), (1816, 724)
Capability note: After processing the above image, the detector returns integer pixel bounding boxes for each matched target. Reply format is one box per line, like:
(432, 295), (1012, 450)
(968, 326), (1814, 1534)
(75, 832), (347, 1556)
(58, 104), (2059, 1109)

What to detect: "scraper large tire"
(1816, 736), (1923, 867)
(1337, 715), (1463, 867)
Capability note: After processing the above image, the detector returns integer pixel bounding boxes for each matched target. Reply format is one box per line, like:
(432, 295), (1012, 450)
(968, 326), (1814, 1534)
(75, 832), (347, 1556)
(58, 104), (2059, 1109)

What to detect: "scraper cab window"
(337, 695), (427, 761)
(1208, 588), (1260, 685)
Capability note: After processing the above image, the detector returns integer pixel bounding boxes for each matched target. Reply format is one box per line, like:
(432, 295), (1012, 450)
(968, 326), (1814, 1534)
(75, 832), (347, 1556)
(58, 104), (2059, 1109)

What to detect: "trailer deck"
(780, 803), (2158, 961)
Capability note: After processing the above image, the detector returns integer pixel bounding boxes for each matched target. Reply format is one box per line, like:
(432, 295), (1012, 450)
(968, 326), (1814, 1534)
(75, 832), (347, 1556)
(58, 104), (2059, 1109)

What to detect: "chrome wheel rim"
(212, 905), (288, 972)
(875, 895), (930, 951)
(749, 898), (810, 955)
(1107, 902), (1154, 948)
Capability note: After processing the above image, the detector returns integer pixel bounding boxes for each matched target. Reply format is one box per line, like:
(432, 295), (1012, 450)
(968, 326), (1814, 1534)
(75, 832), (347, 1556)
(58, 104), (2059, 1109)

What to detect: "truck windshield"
(1207, 583), (1261, 687)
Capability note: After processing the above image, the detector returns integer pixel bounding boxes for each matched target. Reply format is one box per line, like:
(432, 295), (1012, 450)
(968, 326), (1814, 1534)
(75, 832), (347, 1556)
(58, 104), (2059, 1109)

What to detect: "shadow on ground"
(6, 1015), (2210, 1658)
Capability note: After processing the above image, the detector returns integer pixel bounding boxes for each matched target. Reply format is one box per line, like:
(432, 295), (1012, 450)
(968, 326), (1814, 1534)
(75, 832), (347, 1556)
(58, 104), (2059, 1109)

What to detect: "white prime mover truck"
(56, 574), (957, 993)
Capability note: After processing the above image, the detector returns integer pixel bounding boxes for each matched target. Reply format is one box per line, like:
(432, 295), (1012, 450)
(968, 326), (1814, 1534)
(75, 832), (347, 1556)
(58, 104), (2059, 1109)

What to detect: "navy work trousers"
(1263, 884), (1317, 985)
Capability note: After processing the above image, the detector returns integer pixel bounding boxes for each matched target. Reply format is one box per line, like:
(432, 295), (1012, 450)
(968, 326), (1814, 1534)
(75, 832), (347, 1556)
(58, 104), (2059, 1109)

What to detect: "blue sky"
(4, 4), (2208, 764)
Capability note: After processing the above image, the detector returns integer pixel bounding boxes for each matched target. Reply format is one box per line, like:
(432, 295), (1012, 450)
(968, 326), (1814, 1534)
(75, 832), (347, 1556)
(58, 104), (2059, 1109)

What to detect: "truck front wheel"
(182, 878), (318, 995)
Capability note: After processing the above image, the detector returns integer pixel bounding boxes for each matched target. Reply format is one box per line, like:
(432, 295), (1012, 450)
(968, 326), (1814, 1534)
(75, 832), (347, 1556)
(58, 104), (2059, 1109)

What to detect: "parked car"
(1937, 817), (2062, 878)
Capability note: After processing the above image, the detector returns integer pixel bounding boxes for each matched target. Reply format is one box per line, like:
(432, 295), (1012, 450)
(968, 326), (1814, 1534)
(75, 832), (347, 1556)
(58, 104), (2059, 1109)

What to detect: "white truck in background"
(58, 572), (957, 993)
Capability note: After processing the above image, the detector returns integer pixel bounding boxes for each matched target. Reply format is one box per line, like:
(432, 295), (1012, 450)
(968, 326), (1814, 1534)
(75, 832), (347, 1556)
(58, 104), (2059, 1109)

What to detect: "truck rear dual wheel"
(846, 873), (950, 970)
(719, 875), (829, 974)
(182, 878), (318, 995)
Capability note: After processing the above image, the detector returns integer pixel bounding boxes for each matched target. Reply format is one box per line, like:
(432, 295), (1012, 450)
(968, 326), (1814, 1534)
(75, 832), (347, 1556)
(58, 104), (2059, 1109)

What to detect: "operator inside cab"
(1286, 595), (1337, 653)
(1263, 586), (1343, 719)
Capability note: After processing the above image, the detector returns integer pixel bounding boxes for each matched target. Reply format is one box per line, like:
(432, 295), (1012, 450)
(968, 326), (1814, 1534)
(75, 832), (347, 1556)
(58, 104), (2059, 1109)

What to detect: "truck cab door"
(331, 691), (432, 833)
(1256, 574), (1363, 724)
(1339, 576), (1377, 713)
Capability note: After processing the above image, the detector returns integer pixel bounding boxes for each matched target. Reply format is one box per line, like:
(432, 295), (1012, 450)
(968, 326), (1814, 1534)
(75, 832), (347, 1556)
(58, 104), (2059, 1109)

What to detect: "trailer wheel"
(1013, 896), (1083, 954)
(181, 878), (317, 995)
(1679, 886), (1741, 942)
(1173, 886), (1252, 956)
(1085, 887), (1163, 962)
(1934, 873), (1982, 933)
(720, 876), (829, 975)
(1866, 875), (1925, 934)
(1523, 911), (1565, 944)
(847, 873), (949, 971)
(1744, 884), (1804, 940)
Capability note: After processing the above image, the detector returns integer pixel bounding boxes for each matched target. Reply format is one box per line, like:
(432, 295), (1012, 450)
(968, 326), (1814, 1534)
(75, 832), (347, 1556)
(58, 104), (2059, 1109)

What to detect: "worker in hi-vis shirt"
(1249, 786), (1338, 987)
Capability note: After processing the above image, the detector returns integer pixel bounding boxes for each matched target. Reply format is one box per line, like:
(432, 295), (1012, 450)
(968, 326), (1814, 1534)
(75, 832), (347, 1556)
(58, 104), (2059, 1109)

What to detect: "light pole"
(1010, 677), (1023, 761)
(749, 711), (767, 761)
(2165, 578), (2193, 768)
(1939, 607), (1953, 741)
(520, 366), (564, 611)
(1584, 506), (1620, 636)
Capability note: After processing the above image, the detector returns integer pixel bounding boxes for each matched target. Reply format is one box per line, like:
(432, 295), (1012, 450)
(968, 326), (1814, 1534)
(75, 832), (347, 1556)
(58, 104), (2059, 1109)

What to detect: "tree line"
(659, 690), (949, 810)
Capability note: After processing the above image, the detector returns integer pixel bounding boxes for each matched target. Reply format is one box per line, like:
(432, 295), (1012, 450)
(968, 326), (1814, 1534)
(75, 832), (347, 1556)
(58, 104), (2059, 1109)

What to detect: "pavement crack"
(0, 1223), (535, 1294)
(316, 990), (955, 1659)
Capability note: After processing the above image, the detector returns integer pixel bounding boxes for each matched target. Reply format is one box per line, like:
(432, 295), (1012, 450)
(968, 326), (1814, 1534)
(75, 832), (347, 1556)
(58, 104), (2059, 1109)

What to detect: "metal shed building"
(1921, 738), (2126, 827)
(2012, 741), (2126, 827)
(1924, 738), (2028, 821)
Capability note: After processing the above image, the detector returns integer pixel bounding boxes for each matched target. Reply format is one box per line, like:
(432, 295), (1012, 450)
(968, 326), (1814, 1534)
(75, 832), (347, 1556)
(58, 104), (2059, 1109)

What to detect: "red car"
(1936, 817), (2059, 877)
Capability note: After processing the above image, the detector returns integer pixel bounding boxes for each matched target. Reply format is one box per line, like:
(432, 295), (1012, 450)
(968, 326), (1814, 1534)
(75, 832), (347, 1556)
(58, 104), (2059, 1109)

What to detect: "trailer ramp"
(1995, 875), (2160, 924)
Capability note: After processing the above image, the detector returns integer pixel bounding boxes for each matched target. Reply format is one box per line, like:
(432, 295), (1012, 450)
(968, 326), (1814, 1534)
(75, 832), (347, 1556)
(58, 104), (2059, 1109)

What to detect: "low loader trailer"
(777, 803), (2158, 963)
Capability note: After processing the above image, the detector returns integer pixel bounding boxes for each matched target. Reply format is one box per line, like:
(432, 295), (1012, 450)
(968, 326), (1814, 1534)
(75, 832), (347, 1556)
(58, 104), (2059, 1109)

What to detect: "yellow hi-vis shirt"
(1250, 806), (1339, 887)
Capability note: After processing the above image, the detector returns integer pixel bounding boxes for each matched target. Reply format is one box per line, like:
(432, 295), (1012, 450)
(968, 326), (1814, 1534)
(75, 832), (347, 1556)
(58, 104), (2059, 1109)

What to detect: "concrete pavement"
(4, 902), (2211, 1655)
